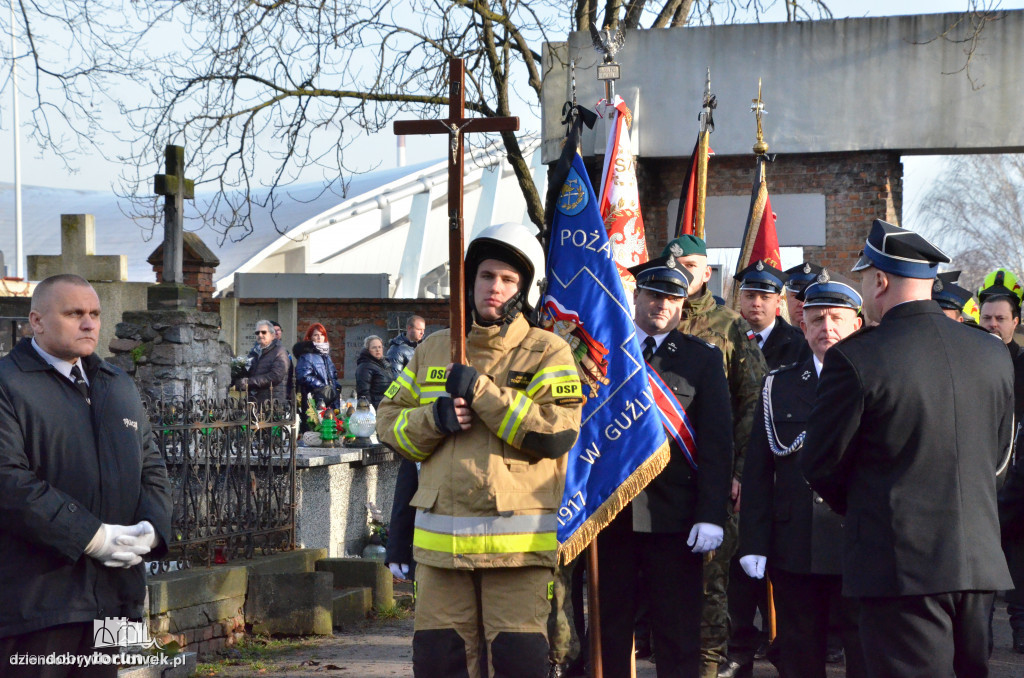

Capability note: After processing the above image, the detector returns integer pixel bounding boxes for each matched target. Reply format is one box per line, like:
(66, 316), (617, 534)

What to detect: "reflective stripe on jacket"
(376, 315), (582, 569)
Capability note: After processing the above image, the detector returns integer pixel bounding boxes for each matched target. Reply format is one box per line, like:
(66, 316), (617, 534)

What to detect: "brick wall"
(627, 150), (903, 272)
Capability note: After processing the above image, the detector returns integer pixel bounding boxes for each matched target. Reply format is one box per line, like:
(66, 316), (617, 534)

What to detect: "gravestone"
(105, 147), (234, 398)
(27, 214), (127, 282)
(25, 214), (149, 358)
(343, 323), (386, 380)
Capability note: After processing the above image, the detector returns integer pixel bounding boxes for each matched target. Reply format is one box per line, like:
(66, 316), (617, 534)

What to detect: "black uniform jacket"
(802, 300), (1014, 597)
(631, 330), (733, 533)
(1009, 340), (1024, 423)
(740, 358), (844, 575)
(0, 338), (172, 638)
(1000, 444), (1024, 606)
(759, 317), (810, 371)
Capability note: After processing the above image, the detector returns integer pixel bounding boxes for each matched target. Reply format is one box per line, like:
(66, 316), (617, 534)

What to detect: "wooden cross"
(153, 144), (196, 286)
(393, 58), (519, 363)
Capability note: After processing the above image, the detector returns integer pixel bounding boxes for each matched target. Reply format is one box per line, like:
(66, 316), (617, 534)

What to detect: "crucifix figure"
(393, 59), (519, 362)
(153, 145), (196, 286)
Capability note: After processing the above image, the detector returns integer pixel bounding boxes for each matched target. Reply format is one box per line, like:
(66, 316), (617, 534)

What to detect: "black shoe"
(1014, 630), (1024, 654)
(635, 640), (652, 659)
(717, 660), (753, 678)
(753, 640), (768, 660)
(826, 646), (844, 664)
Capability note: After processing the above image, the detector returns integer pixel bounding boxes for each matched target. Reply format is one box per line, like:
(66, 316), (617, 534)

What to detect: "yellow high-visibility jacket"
(377, 315), (582, 570)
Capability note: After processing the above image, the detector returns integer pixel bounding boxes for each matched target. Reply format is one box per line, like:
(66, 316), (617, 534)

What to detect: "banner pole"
(588, 541), (604, 678)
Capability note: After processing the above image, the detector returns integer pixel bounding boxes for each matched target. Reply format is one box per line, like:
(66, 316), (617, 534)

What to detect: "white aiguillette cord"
(762, 375), (805, 457)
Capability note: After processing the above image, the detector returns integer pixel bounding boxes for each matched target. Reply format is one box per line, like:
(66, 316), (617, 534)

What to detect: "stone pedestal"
(109, 309), (233, 400)
(147, 282), (199, 311)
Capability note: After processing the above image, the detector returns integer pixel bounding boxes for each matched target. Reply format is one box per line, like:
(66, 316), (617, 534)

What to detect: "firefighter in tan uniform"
(377, 222), (583, 678)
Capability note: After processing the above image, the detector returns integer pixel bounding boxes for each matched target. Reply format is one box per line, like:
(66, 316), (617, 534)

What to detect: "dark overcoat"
(0, 338), (172, 638)
(802, 300), (1014, 597)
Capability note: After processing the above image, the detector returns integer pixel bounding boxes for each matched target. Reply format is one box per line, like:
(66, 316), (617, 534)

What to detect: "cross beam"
(393, 58), (519, 363)
(154, 145), (196, 286)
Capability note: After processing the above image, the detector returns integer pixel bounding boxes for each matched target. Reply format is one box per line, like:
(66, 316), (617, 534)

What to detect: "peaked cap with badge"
(784, 262), (824, 295)
(851, 219), (950, 279)
(801, 269), (862, 311)
(629, 260), (693, 298)
(931, 270), (974, 312)
(734, 260), (788, 294)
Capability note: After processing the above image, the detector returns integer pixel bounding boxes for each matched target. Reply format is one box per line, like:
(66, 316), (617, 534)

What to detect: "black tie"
(69, 364), (90, 401)
(756, 333), (764, 345)
(642, 337), (657, 362)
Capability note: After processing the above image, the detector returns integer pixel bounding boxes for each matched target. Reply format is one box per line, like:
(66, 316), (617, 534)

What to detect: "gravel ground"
(194, 591), (1024, 677)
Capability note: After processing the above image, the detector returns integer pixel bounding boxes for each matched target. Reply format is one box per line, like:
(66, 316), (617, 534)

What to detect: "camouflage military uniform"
(678, 287), (767, 677)
(548, 557), (581, 669)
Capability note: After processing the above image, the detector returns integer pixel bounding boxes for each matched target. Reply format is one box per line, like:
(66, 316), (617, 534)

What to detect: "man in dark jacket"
(735, 260), (809, 370)
(0, 274), (172, 676)
(802, 220), (1014, 677)
(385, 315), (425, 375)
(738, 271), (866, 678)
(237, 319), (289, 406)
(598, 262), (733, 678)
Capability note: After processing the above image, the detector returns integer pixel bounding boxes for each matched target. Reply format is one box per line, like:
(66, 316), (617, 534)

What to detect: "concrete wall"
(543, 11), (1024, 162)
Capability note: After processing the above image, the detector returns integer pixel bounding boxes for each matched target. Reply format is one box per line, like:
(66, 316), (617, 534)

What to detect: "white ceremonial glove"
(686, 522), (724, 553)
(84, 522), (156, 569)
(389, 563), (410, 580)
(739, 555), (766, 579)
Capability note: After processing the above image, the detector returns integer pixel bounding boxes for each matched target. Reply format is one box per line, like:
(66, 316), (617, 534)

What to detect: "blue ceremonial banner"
(543, 151), (670, 563)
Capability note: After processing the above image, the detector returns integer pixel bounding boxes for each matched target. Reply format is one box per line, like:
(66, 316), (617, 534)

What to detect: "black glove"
(433, 397), (463, 435)
(445, 364), (480, 405)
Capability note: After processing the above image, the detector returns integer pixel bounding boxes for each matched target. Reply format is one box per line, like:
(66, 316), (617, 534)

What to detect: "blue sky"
(0, 0), (1018, 222)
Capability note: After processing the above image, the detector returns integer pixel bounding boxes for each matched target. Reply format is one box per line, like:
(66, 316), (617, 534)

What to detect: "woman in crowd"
(355, 334), (393, 409)
(293, 322), (341, 430)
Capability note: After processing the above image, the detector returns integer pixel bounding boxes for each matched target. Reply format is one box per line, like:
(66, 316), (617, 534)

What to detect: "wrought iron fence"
(141, 390), (297, 571)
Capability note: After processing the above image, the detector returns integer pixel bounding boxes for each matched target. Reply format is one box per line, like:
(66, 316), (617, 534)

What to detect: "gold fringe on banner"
(556, 439), (672, 565)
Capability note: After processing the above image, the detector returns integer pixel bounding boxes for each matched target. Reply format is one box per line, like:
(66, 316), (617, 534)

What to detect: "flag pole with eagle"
(730, 80), (782, 310)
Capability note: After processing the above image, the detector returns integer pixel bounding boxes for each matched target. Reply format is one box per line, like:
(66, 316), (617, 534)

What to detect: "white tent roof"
(0, 138), (543, 299)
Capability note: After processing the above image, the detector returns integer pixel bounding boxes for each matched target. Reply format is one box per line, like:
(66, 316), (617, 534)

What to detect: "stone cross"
(27, 214), (127, 282)
(153, 145), (195, 286)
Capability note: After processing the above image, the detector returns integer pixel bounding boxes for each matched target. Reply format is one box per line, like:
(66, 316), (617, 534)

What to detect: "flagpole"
(694, 69), (714, 241)
(729, 80), (770, 309)
(588, 543), (604, 678)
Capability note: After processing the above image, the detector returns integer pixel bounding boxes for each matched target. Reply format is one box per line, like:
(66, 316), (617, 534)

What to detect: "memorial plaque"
(237, 304), (277, 353)
(343, 323), (386, 379)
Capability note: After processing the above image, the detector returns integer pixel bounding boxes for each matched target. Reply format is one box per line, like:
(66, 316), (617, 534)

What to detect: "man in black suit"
(735, 261), (809, 370)
(801, 219), (1014, 678)
(597, 262), (733, 678)
(738, 270), (866, 678)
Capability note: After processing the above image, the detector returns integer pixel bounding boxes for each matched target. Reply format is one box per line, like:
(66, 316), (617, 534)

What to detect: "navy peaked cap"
(784, 262), (823, 293)
(629, 260), (692, 298)
(734, 260), (788, 294)
(851, 219), (950, 279)
(802, 269), (862, 310)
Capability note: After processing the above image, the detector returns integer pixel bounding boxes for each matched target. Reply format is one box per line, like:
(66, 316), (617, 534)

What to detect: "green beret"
(662, 234), (707, 258)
